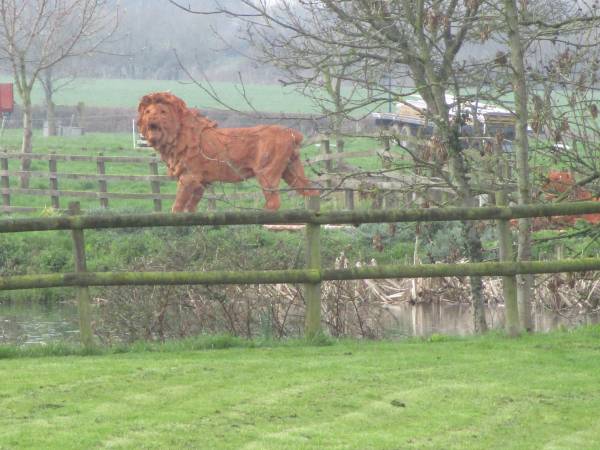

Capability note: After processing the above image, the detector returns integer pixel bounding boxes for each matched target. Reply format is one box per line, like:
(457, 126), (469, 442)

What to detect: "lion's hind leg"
(282, 156), (319, 197)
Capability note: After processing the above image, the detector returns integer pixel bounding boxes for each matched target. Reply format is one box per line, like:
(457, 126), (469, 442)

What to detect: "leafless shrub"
(92, 253), (600, 343)
(93, 281), (308, 344)
(534, 273), (600, 314)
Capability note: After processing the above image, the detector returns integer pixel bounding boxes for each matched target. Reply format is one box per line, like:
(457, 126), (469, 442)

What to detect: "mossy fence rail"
(2, 200), (600, 347)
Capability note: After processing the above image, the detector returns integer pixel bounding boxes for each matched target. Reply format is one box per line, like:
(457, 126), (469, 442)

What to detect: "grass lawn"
(2, 327), (600, 449)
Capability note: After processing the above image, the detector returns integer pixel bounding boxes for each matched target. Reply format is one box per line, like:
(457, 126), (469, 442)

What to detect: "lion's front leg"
(184, 185), (205, 213)
(257, 174), (282, 211)
(172, 175), (204, 213)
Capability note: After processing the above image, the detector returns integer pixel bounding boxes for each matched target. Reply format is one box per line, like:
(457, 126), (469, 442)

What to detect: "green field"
(0, 76), (324, 114)
(2, 327), (600, 449)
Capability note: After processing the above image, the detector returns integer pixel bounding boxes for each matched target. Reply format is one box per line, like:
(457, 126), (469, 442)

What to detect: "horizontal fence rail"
(0, 152), (158, 164)
(1, 199), (600, 346)
(1, 201), (600, 233)
(0, 149), (384, 165)
(0, 169), (172, 182)
(2, 258), (600, 291)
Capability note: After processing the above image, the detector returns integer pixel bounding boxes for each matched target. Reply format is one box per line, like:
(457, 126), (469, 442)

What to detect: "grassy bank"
(1, 327), (600, 449)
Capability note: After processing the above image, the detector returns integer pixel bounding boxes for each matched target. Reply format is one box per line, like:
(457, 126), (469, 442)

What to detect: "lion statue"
(137, 92), (318, 212)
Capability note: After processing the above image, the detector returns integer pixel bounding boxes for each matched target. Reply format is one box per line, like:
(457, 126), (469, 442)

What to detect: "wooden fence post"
(555, 244), (565, 260)
(68, 202), (94, 349)
(1, 156), (9, 209)
(336, 138), (344, 165)
(376, 136), (391, 210)
(384, 191), (397, 210)
(207, 186), (217, 211)
(373, 189), (384, 210)
(49, 152), (60, 210)
(345, 189), (355, 210)
(304, 195), (322, 338)
(149, 158), (162, 212)
(97, 153), (108, 208)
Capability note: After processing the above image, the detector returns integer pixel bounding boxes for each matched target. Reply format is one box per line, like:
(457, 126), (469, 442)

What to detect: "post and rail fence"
(0, 151), (175, 213)
(1, 200), (600, 348)
(0, 138), (457, 213)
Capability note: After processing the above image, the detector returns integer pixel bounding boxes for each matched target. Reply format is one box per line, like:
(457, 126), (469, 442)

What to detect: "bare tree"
(480, 0), (600, 332)
(528, 6), (600, 185)
(171, 0), (493, 332)
(499, 0), (533, 336)
(39, 64), (79, 136)
(0, 0), (117, 186)
(242, 3), (364, 137)
(171, 0), (600, 334)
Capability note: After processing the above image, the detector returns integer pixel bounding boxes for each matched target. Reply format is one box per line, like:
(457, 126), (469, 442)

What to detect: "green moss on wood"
(1, 201), (600, 233)
(1, 259), (599, 292)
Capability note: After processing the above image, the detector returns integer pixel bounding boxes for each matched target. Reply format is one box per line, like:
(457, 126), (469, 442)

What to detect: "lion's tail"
(283, 130), (318, 197)
(290, 129), (303, 148)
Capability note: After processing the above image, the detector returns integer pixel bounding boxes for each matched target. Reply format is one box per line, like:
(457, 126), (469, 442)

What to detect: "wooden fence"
(0, 139), (447, 213)
(1, 200), (600, 348)
(0, 151), (173, 212)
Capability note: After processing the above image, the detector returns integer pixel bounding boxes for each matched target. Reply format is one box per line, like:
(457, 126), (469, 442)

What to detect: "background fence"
(1, 151), (173, 212)
(0, 136), (514, 212)
(0, 137), (512, 214)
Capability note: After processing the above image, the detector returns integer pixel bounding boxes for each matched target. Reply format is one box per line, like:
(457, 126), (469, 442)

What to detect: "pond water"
(1, 299), (598, 344)
(382, 302), (600, 337)
(0, 301), (80, 345)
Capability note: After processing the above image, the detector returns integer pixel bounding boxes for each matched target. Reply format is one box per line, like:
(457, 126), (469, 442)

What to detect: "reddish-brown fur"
(509, 171), (600, 230)
(535, 171), (600, 227)
(137, 92), (318, 212)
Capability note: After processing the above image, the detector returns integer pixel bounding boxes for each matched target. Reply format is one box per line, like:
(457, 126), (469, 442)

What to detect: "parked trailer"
(373, 96), (517, 148)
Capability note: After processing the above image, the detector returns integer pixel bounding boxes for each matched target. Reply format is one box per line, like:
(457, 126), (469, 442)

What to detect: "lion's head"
(137, 92), (188, 149)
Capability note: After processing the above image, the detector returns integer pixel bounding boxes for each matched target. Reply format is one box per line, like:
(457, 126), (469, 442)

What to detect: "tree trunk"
(43, 70), (57, 136)
(504, 0), (534, 332)
(494, 194), (520, 337)
(20, 93), (33, 188)
(494, 142), (520, 336)
(46, 99), (57, 136)
(428, 122), (489, 333)
(464, 219), (488, 333)
(408, 3), (488, 333)
(446, 126), (488, 333)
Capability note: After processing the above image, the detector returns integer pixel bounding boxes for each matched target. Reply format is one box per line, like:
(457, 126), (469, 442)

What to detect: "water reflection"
(0, 301), (79, 345)
(1, 299), (599, 344)
(383, 302), (600, 337)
